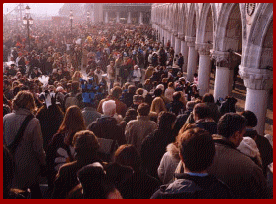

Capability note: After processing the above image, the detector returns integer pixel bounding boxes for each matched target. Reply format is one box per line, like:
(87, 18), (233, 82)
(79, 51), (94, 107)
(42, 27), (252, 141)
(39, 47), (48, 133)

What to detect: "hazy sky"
(3, 3), (64, 16)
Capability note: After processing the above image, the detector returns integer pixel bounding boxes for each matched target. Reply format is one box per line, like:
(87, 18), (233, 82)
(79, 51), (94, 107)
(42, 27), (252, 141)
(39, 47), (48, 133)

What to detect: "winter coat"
(81, 107), (101, 128)
(195, 119), (217, 135)
(158, 143), (180, 184)
(207, 134), (269, 199)
(151, 173), (233, 199)
(244, 129), (273, 177)
(88, 116), (126, 146)
(3, 108), (46, 189)
(141, 128), (177, 179)
(125, 116), (158, 152)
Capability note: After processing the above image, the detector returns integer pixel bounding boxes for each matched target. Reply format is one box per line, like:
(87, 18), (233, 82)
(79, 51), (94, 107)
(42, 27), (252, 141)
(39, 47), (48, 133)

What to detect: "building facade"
(151, 3), (273, 135)
(89, 3), (151, 24)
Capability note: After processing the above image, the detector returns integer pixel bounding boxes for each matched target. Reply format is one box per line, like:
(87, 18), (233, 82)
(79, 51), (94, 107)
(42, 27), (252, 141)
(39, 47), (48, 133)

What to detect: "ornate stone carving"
(239, 65), (273, 90)
(178, 33), (185, 40)
(246, 3), (256, 16)
(172, 30), (178, 36)
(195, 43), (211, 55)
(185, 36), (196, 47)
(211, 50), (230, 67)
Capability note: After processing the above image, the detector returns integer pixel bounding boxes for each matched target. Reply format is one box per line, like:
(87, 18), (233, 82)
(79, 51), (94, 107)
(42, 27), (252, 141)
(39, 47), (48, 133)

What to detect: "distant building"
(88, 3), (152, 24)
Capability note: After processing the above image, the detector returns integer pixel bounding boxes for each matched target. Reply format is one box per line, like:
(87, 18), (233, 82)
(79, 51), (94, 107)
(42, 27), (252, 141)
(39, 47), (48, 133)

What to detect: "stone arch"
(214, 3), (242, 52)
(179, 3), (187, 36)
(186, 3), (197, 37)
(196, 3), (215, 44)
(242, 3), (273, 69)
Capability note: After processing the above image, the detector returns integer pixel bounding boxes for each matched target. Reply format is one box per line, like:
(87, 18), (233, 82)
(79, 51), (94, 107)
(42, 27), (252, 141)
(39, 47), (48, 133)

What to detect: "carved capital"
(178, 33), (185, 40)
(211, 50), (230, 67)
(195, 43), (211, 55)
(239, 65), (273, 90)
(185, 36), (196, 47)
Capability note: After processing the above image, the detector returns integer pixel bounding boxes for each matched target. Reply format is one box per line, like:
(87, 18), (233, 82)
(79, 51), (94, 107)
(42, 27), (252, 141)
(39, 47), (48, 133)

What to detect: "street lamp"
(69, 10), (73, 33)
(23, 5), (33, 51)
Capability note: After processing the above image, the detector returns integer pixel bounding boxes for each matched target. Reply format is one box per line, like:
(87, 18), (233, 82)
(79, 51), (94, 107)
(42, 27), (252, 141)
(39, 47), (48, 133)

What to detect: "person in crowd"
(68, 163), (123, 199)
(177, 53), (184, 69)
(129, 95), (144, 111)
(145, 64), (155, 80)
(150, 88), (167, 114)
(94, 66), (105, 83)
(202, 93), (220, 123)
(81, 101), (101, 128)
(88, 100), (126, 146)
(97, 86), (127, 118)
(120, 85), (136, 108)
(158, 123), (198, 185)
(166, 91), (185, 116)
(36, 93), (64, 149)
(219, 96), (238, 116)
(131, 65), (142, 87)
(207, 113), (269, 199)
(164, 82), (175, 102)
(46, 105), (86, 193)
(3, 90), (46, 198)
(141, 111), (177, 179)
(174, 101), (197, 134)
(107, 60), (116, 90)
(151, 128), (234, 199)
(241, 110), (273, 177)
(64, 81), (83, 111)
(237, 137), (262, 168)
(52, 130), (102, 199)
(125, 103), (158, 152)
(193, 103), (217, 135)
(113, 144), (161, 199)
(119, 108), (138, 132)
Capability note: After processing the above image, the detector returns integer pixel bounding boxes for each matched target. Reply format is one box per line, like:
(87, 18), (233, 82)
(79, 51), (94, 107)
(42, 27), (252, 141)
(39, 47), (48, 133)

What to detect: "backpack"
(65, 93), (80, 110)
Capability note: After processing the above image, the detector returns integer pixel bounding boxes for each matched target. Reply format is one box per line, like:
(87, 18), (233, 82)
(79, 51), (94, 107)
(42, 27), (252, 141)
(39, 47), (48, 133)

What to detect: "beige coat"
(3, 109), (46, 189)
(125, 116), (157, 152)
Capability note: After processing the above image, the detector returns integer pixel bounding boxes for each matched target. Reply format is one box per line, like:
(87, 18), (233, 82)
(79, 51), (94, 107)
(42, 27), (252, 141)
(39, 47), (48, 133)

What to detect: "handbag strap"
(7, 114), (34, 154)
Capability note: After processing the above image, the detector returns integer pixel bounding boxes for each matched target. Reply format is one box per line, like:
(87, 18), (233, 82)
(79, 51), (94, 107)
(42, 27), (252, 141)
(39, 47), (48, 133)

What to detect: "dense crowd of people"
(3, 19), (273, 199)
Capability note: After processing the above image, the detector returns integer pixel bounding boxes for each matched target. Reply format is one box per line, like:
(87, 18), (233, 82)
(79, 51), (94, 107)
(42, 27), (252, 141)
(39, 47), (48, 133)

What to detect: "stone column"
(239, 66), (273, 135)
(105, 11), (108, 24)
(212, 51), (231, 102)
(170, 30), (176, 50)
(127, 12), (131, 24)
(175, 35), (181, 55)
(139, 12), (143, 25)
(116, 12), (120, 23)
(185, 36), (197, 82)
(196, 43), (211, 96)
(179, 33), (188, 72)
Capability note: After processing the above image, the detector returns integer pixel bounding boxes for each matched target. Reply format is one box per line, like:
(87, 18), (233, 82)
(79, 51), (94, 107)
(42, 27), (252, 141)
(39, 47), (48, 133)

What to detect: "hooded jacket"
(151, 173), (233, 199)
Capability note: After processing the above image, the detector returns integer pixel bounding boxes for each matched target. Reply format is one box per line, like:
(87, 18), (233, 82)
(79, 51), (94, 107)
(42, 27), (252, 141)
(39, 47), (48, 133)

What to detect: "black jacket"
(244, 129), (273, 177)
(88, 116), (126, 145)
(141, 128), (177, 179)
(151, 173), (234, 199)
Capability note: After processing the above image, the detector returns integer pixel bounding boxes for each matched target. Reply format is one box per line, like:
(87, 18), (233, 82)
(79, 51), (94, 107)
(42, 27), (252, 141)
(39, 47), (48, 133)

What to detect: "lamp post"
(23, 5), (33, 51)
(69, 10), (73, 34)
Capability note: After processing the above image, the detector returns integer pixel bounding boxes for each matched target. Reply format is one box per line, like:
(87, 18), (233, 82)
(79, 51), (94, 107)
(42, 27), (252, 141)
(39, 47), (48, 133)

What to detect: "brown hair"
(137, 103), (150, 116)
(72, 130), (100, 154)
(114, 144), (142, 172)
(58, 105), (86, 146)
(177, 128), (215, 172)
(12, 90), (36, 111)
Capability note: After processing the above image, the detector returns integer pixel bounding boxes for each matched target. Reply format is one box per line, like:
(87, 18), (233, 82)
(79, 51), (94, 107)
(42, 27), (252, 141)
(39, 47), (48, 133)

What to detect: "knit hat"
(237, 137), (262, 164)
